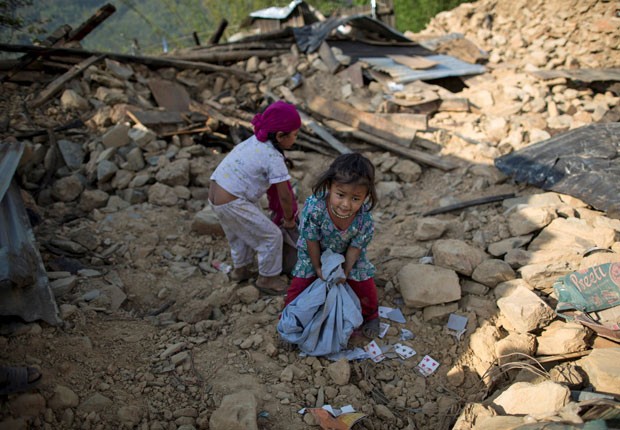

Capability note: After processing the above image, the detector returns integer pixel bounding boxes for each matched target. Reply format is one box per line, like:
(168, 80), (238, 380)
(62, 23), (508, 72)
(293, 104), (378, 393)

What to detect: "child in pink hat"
(209, 101), (301, 294)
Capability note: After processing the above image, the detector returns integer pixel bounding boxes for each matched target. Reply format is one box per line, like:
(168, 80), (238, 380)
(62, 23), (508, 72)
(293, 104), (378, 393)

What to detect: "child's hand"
(316, 267), (324, 281)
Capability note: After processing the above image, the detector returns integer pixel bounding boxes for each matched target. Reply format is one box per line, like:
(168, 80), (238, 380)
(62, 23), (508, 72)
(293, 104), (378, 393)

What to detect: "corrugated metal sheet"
(251, 0), (303, 19)
(0, 142), (61, 325)
(361, 54), (486, 83)
(0, 141), (24, 202)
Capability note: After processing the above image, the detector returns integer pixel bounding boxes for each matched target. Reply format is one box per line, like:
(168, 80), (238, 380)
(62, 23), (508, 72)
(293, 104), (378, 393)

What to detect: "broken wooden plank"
(307, 95), (419, 146)
(67, 3), (116, 42)
(30, 55), (105, 108)
(268, 89), (352, 155)
(208, 19), (228, 45)
(324, 119), (456, 171)
(1, 25), (72, 83)
(167, 49), (288, 63)
(388, 54), (437, 70)
(377, 113), (427, 131)
(0, 43), (259, 82)
(423, 193), (515, 216)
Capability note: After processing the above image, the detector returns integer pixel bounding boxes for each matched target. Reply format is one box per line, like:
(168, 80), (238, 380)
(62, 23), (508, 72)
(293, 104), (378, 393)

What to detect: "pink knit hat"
(251, 101), (302, 142)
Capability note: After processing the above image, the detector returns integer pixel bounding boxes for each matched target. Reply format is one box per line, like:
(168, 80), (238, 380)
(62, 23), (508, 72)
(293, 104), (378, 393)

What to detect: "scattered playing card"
(447, 314), (468, 341)
(400, 328), (415, 341)
(379, 322), (390, 338)
(393, 343), (416, 359)
(417, 355), (439, 376)
(364, 340), (385, 363)
(378, 306), (406, 323)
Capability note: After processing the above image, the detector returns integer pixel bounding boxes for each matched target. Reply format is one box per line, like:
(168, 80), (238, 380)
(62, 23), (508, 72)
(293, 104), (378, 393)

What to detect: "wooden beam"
(325, 120), (456, 171)
(30, 55), (105, 108)
(208, 19), (228, 45)
(67, 3), (116, 42)
(0, 43), (260, 82)
(307, 95), (419, 146)
(267, 89), (352, 155)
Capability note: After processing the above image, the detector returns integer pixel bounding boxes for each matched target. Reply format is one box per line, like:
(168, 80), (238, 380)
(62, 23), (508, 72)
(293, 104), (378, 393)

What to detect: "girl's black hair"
(267, 131), (294, 168)
(312, 153), (378, 210)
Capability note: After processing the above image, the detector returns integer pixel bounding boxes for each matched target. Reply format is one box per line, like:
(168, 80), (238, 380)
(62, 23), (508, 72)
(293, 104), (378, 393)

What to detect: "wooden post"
(67, 3), (116, 42)
(208, 19), (228, 45)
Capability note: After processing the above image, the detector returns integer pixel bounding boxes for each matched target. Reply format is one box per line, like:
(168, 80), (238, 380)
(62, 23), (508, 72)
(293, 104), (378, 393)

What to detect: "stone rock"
(578, 348), (620, 396)
(391, 159), (422, 183)
(178, 299), (213, 324)
(471, 259), (516, 287)
(432, 239), (488, 276)
(8, 392), (46, 417)
(102, 122), (130, 148)
(414, 218), (451, 241)
(97, 159), (118, 183)
(528, 218), (616, 253)
(397, 263), (461, 307)
(495, 333), (536, 365)
(209, 390), (258, 430)
(491, 381), (570, 416)
(518, 260), (577, 294)
(50, 276), (77, 298)
(148, 183), (178, 206)
(327, 359), (350, 386)
(124, 147), (145, 171)
(191, 206), (225, 236)
(79, 189), (109, 211)
(507, 206), (556, 236)
(236, 285), (260, 304)
(468, 324), (501, 367)
(487, 235), (533, 257)
(423, 302), (458, 321)
(549, 362), (585, 389)
(57, 139), (85, 170)
(156, 159), (190, 186)
(118, 405), (144, 427)
(376, 181), (403, 200)
(48, 385), (79, 410)
(496, 285), (555, 333)
(128, 126), (156, 148)
(60, 89), (89, 111)
(51, 175), (84, 202)
(536, 321), (589, 355)
(77, 392), (113, 414)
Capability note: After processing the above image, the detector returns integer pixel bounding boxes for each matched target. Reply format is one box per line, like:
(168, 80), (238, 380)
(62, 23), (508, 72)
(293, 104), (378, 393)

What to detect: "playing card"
(378, 322), (390, 338)
(400, 328), (415, 341)
(393, 343), (416, 359)
(364, 340), (385, 363)
(378, 306), (406, 323)
(417, 355), (439, 376)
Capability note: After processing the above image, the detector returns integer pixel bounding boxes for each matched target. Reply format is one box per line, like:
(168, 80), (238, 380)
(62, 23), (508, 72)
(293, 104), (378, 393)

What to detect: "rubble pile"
(0, 0), (619, 429)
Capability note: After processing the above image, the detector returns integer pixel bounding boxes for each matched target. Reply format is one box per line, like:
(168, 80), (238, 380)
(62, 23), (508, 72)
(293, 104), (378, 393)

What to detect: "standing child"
(285, 153), (380, 337)
(208, 101), (301, 294)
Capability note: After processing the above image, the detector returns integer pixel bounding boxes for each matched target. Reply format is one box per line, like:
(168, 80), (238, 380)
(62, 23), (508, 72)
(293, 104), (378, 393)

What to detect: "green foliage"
(394, 0), (469, 33)
(0, 0), (468, 55)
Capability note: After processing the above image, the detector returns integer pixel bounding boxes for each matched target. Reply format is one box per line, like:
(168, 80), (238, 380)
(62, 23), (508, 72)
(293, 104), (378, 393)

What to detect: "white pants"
(210, 199), (282, 277)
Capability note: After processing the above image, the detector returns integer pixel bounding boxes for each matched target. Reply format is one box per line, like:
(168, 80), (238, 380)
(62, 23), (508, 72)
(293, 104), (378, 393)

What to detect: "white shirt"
(210, 135), (290, 203)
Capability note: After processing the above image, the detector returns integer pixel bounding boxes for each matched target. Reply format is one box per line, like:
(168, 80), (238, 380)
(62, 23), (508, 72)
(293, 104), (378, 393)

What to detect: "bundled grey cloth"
(277, 249), (363, 356)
